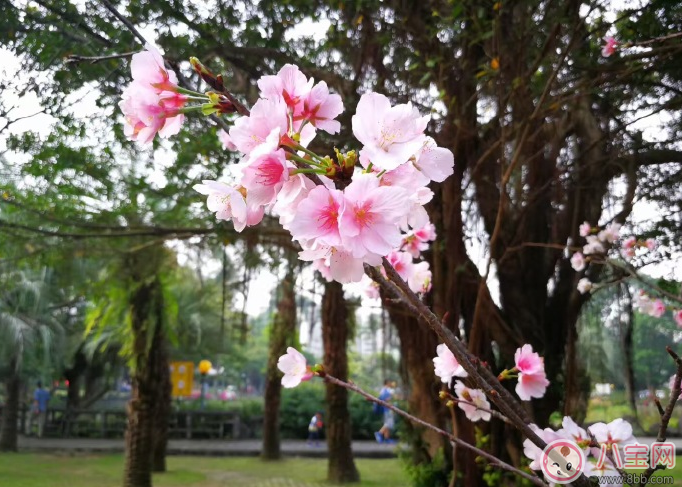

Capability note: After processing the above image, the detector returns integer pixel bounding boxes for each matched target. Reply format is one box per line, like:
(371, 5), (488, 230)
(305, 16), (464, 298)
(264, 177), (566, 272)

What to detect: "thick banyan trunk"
(0, 358), (20, 452)
(322, 281), (360, 483)
(123, 277), (161, 487)
(261, 270), (297, 460)
(151, 298), (171, 473)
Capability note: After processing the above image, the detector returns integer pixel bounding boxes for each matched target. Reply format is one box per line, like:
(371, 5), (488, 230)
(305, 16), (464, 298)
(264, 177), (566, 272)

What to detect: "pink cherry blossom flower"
(229, 97), (289, 155)
(622, 236), (636, 249)
(454, 381), (491, 422)
(514, 345), (549, 400)
(516, 371), (550, 401)
(193, 180), (248, 231)
(515, 344), (544, 374)
(131, 44), (180, 95)
(119, 84), (185, 144)
(277, 347), (313, 388)
(523, 424), (564, 470)
(579, 222), (591, 237)
(433, 344), (468, 383)
(588, 418), (636, 450)
(288, 186), (345, 246)
(602, 36), (618, 57)
(651, 299), (666, 318)
(645, 238), (657, 250)
(258, 64), (313, 114)
(674, 310), (682, 328)
(408, 261), (432, 294)
(558, 416), (590, 451)
(583, 459), (620, 485)
(219, 130), (237, 150)
(598, 222), (621, 243)
(240, 145), (290, 207)
(386, 251), (414, 281)
(298, 81), (344, 134)
(583, 235), (605, 255)
(577, 278), (592, 294)
(339, 173), (409, 258)
(634, 291), (654, 315)
(402, 223), (437, 258)
(413, 137), (454, 182)
(299, 243), (372, 284)
(272, 173), (316, 228)
(570, 252), (585, 272)
(352, 92), (429, 171)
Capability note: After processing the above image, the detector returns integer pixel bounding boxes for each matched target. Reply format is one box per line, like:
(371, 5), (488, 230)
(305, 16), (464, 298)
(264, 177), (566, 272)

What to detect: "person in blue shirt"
(374, 379), (396, 444)
(27, 381), (50, 438)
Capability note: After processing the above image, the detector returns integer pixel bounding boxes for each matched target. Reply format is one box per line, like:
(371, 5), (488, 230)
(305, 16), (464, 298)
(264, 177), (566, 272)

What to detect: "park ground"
(1, 454), (681, 487)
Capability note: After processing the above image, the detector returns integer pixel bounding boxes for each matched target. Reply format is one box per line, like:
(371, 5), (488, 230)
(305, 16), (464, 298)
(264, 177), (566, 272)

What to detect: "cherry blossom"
(407, 261), (432, 294)
(193, 181), (249, 232)
(258, 64), (313, 114)
(602, 36), (618, 57)
(277, 347), (312, 388)
(288, 186), (345, 246)
(583, 460), (620, 486)
(598, 222), (621, 243)
(219, 130), (237, 150)
(299, 243), (373, 284)
(579, 221), (591, 237)
(339, 173), (409, 258)
(130, 44), (181, 95)
(299, 81), (344, 134)
(651, 299), (666, 318)
(454, 381), (491, 422)
(514, 344), (549, 400)
(645, 238), (657, 250)
(583, 235), (605, 255)
(558, 416), (590, 451)
(240, 136), (290, 206)
(228, 97), (289, 155)
(588, 418), (637, 450)
(570, 252), (585, 272)
(523, 424), (564, 471)
(352, 92), (429, 171)
(386, 251), (414, 281)
(433, 344), (468, 383)
(119, 85), (186, 143)
(577, 278), (592, 294)
(413, 137), (455, 182)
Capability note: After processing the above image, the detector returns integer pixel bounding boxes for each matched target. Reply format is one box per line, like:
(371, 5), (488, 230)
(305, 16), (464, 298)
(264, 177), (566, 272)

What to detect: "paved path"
(18, 437), (399, 458)
(17, 436), (682, 458)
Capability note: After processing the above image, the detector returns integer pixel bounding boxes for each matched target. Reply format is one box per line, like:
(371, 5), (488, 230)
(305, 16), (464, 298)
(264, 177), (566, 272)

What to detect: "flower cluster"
(188, 63), (453, 284)
(433, 342), (549, 422)
(571, 222), (682, 325)
(119, 46), (188, 143)
(602, 36), (618, 57)
(524, 417), (637, 484)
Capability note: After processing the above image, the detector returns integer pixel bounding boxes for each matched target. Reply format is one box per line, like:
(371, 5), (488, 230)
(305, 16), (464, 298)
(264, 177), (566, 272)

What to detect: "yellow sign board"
(170, 361), (194, 397)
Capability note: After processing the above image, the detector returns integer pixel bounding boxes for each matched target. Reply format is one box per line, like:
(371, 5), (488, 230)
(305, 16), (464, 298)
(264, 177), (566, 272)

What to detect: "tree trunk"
(0, 358), (20, 452)
(261, 270), (297, 460)
(322, 281), (360, 483)
(123, 275), (161, 487)
(151, 299), (171, 473)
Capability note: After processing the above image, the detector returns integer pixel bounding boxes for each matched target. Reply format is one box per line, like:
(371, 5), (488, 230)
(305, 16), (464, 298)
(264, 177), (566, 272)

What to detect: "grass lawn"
(0, 453), (680, 486)
(0, 454), (410, 487)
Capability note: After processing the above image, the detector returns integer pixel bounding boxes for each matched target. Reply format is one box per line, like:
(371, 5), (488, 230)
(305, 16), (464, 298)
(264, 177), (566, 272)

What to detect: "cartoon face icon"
(541, 439), (585, 484)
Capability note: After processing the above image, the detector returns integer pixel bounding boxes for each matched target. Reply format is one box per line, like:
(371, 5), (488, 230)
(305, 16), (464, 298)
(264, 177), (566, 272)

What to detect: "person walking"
(307, 411), (323, 447)
(374, 379), (396, 444)
(27, 381), (50, 438)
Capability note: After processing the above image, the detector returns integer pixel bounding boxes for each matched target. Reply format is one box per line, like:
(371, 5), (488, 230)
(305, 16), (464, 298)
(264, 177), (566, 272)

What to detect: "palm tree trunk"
(0, 358), (20, 452)
(123, 279), (157, 487)
(322, 281), (360, 483)
(261, 270), (297, 460)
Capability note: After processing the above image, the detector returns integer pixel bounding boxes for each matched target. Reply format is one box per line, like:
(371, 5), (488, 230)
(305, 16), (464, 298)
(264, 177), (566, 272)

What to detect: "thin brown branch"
(323, 374), (546, 487)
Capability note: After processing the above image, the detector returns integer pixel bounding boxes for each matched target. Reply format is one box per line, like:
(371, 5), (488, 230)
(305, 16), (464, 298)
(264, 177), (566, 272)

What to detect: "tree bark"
(322, 281), (360, 483)
(123, 274), (162, 487)
(151, 300), (171, 473)
(0, 358), (20, 452)
(261, 270), (297, 460)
